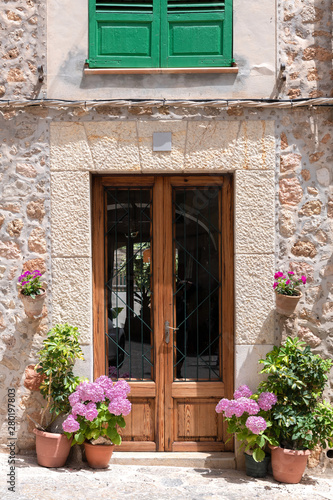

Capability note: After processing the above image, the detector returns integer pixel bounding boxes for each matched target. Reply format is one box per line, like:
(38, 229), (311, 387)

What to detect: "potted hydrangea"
(18, 269), (46, 318)
(62, 375), (132, 468)
(273, 271), (307, 315)
(216, 385), (278, 477)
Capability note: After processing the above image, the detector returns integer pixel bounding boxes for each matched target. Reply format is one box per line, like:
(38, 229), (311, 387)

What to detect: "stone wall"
(0, 108), (50, 450)
(0, 1), (46, 99)
(279, 0), (333, 98)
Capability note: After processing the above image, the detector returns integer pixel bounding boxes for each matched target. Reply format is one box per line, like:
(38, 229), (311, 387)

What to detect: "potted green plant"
(18, 269), (46, 318)
(62, 375), (132, 468)
(216, 385), (278, 477)
(258, 337), (333, 483)
(273, 271), (306, 315)
(31, 323), (84, 467)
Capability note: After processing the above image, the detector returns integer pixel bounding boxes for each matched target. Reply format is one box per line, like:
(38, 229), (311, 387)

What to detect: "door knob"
(164, 321), (178, 344)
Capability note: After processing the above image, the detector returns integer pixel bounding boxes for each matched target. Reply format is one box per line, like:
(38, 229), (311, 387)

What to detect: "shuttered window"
(88, 0), (233, 68)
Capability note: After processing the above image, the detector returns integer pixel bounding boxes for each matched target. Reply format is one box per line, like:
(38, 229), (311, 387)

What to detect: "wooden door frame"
(92, 174), (234, 452)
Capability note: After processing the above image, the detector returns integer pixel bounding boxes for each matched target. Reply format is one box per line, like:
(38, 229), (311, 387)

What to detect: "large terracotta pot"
(84, 442), (114, 469)
(269, 445), (310, 483)
(275, 291), (302, 316)
(20, 290), (46, 319)
(33, 428), (72, 468)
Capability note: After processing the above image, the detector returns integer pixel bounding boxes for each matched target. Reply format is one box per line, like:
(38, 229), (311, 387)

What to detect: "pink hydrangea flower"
(62, 414), (80, 433)
(215, 398), (230, 413)
(245, 416), (267, 434)
(77, 382), (105, 403)
(85, 402), (99, 421)
(301, 275), (307, 284)
(72, 402), (87, 418)
(234, 385), (252, 399)
(108, 397), (132, 416)
(258, 392), (277, 411)
(68, 392), (81, 407)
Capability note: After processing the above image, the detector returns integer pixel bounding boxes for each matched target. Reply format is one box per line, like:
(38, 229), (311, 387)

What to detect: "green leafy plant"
(259, 337), (333, 450)
(216, 385), (278, 462)
(18, 269), (44, 298)
(36, 323), (84, 429)
(273, 271), (306, 296)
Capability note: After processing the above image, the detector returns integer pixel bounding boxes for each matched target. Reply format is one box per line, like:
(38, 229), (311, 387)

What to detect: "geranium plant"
(18, 269), (44, 298)
(62, 376), (131, 446)
(216, 385), (278, 462)
(273, 271), (306, 296)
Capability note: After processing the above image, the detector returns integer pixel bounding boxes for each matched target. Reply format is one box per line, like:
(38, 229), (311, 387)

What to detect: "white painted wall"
(47, 0), (276, 99)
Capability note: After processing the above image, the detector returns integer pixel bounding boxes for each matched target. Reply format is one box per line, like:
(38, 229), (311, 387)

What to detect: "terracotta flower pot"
(269, 445), (310, 484)
(275, 291), (302, 316)
(33, 428), (72, 468)
(84, 442), (114, 469)
(20, 290), (46, 319)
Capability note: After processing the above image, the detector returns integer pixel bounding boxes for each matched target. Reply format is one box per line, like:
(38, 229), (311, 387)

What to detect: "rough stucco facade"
(0, 0), (332, 470)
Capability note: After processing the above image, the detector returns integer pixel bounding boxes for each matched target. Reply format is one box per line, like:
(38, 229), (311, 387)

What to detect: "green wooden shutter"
(160, 0), (232, 67)
(88, 0), (233, 68)
(88, 0), (160, 67)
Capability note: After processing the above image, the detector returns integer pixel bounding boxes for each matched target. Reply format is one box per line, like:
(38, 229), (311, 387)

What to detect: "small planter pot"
(84, 442), (114, 469)
(269, 445), (310, 484)
(33, 428), (72, 468)
(244, 452), (271, 478)
(275, 291), (302, 316)
(20, 290), (46, 319)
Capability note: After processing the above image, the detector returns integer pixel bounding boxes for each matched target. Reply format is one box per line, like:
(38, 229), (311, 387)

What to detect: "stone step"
(111, 452), (236, 469)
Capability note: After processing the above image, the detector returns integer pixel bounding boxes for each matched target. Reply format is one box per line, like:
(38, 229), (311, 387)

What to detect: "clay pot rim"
(84, 441), (114, 447)
(275, 291), (302, 299)
(33, 428), (71, 440)
(268, 444), (311, 456)
(20, 289), (46, 299)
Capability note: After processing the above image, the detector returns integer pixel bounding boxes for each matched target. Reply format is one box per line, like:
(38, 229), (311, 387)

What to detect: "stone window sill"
(83, 66), (238, 75)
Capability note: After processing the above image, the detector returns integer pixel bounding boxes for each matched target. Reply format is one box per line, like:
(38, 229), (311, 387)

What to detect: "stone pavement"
(1, 453), (333, 500)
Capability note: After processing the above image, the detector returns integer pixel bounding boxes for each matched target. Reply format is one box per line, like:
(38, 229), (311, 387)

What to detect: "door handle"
(164, 321), (178, 344)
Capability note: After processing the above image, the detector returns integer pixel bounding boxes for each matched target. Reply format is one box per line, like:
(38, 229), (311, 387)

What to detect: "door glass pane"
(173, 187), (221, 381)
(106, 188), (153, 380)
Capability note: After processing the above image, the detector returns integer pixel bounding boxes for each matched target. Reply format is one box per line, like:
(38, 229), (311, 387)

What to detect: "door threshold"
(111, 452), (236, 469)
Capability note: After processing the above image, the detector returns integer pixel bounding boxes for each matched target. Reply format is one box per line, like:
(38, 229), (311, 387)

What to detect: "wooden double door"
(93, 175), (234, 452)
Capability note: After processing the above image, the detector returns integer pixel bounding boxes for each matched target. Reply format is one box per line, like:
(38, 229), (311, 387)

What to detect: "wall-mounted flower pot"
(275, 291), (302, 316)
(33, 428), (72, 468)
(269, 445), (310, 484)
(20, 290), (46, 319)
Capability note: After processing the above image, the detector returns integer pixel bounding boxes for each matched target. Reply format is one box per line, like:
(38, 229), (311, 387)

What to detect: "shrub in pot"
(62, 376), (132, 468)
(258, 337), (333, 483)
(31, 323), (84, 467)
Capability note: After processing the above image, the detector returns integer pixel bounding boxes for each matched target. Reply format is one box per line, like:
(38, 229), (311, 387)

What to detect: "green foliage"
(225, 407), (278, 462)
(259, 337), (333, 450)
(36, 323), (84, 424)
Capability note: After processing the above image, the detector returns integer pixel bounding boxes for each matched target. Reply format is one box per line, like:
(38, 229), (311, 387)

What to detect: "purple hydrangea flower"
(215, 398), (230, 413)
(85, 402), (99, 421)
(245, 416), (267, 434)
(108, 397), (132, 416)
(72, 402), (87, 418)
(69, 392), (81, 407)
(62, 414), (80, 433)
(234, 385), (252, 399)
(258, 392), (277, 411)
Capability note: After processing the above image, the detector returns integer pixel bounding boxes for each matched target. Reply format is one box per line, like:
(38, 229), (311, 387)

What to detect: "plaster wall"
(46, 0), (276, 99)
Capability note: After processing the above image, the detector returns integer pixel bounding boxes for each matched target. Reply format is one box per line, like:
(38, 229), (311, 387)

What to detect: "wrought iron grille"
(172, 187), (222, 381)
(105, 188), (153, 380)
